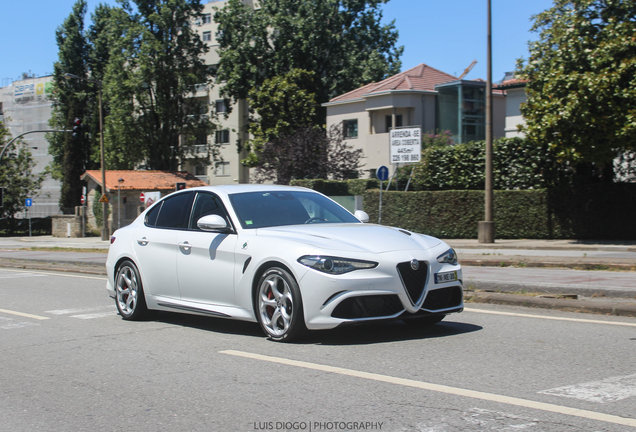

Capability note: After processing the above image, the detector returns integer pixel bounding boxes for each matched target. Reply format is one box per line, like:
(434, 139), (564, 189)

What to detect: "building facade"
(0, 75), (62, 218)
(323, 64), (507, 177)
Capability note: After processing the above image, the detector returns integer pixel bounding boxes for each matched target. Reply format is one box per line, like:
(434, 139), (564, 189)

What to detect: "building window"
(202, 31), (212, 42)
(385, 114), (403, 132)
(343, 120), (358, 139)
(215, 99), (227, 113)
(195, 134), (207, 145)
(195, 164), (207, 176)
(202, 13), (211, 24)
(215, 161), (230, 176)
(215, 129), (230, 144)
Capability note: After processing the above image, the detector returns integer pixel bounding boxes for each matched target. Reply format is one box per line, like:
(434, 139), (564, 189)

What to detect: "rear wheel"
(255, 267), (306, 342)
(115, 260), (148, 320)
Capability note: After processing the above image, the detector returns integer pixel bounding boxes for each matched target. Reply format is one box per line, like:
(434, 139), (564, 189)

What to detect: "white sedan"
(106, 185), (463, 341)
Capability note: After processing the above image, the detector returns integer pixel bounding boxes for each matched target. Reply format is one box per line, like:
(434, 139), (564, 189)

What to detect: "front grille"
(331, 295), (403, 319)
(423, 286), (463, 311)
(397, 261), (428, 305)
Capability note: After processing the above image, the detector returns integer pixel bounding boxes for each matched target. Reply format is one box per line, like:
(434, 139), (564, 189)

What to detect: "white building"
(323, 64), (507, 177)
(184, 0), (260, 185)
(0, 75), (62, 218)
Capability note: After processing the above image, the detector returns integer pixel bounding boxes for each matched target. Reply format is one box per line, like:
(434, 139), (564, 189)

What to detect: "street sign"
(140, 192), (145, 203)
(390, 127), (421, 164)
(99, 194), (109, 203)
(25, 198), (32, 207)
(377, 166), (389, 181)
(80, 195), (85, 205)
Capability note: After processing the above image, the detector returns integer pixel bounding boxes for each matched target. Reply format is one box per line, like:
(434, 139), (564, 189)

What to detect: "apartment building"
(0, 75), (62, 218)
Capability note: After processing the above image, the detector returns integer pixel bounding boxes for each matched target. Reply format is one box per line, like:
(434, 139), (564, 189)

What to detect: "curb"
(461, 259), (636, 272)
(466, 291), (636, 318)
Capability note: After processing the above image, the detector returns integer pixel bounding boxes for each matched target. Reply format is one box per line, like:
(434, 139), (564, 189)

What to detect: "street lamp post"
(63, 73), (109, 241)
(478, 0), (495, 243)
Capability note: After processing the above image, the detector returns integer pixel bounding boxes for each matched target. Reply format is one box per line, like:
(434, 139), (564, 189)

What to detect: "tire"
(405, 314), (445, 326)
(255, 267), (306, 342)
(115, 260), (148, 320)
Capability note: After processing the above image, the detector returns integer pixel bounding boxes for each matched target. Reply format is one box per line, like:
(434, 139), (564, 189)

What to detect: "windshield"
(229, 191), (360, 229)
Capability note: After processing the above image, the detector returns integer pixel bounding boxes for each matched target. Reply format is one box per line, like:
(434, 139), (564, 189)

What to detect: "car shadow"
(304, 320), (482, 346)
(151, 311), (264, 337)
(147, 311), (481, 345)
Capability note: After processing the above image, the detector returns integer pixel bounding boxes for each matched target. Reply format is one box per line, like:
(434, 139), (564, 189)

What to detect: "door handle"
(137, 237), (148, 246)
(178, 241), (192, 251)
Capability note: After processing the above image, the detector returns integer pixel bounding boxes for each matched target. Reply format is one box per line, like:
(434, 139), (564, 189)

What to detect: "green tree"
(48, 0), (93, 212)
(253, 124), (363, 184)
(245, 69), (318, 166)
(214, 0), (403, 123)
(517, 0), (636, 180)
(103, 0), (215, 170)
(0, 123), (46, 229)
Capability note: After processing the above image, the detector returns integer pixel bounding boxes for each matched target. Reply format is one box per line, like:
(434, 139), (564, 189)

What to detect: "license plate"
(435, 271), (457, 284)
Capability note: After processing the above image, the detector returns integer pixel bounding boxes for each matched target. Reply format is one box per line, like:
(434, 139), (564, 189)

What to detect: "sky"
(0, 0), (555, 88)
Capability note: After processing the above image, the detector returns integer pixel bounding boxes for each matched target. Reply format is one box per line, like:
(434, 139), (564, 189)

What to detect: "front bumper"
(297, 249), (463, 330)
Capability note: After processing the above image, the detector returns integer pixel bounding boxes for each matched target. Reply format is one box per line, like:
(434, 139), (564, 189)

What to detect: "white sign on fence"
(390, 127), (421, 164)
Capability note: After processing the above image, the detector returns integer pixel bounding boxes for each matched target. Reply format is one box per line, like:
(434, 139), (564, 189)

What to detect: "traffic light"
(72, 117), (82, 138)
(176, 182), (186, 191)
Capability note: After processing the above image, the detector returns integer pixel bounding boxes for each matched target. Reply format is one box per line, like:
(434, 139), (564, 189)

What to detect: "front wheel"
(255, 267), (306, 342)
(115, 260), (148, 320)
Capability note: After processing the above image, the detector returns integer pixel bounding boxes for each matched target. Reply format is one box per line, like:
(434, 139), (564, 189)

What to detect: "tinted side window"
(145, 201), (163, 227)
(189, 192), (229, 230)
(155, 192), (195, 229)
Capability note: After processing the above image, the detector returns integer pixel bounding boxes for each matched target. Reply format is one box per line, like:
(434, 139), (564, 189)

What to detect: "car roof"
(187, 184), (312, 196)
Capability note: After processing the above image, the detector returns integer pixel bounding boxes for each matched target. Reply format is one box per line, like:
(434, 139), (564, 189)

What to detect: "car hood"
(255, 223), (442, 253)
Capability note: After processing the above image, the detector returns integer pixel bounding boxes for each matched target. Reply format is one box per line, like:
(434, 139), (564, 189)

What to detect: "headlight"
(298, 256), (378, 274)
(437, 248), (458, 266)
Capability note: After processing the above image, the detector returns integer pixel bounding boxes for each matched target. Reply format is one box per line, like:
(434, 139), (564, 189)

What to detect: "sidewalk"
(1, 235), (635, 317)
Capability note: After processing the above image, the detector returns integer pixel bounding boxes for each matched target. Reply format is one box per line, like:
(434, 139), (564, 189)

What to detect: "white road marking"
(464, 307), (636, 327)
(0, 308), (49, 320)
(71, 311), (118, 320)
(0, 272), (47, 279)
(221, 350), (636, 428)
(539, 374), (636, 403)
(0, 268), (105, 280)
(46, 305), (113, 315)
(1, 321), (40, 330)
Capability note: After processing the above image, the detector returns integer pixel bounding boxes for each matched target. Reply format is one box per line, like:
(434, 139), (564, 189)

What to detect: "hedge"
(0, 217), (52, 236)
(362, 186), (636, 239)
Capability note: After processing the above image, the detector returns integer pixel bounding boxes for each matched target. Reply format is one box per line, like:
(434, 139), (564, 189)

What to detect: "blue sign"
(25, 198), (32, 207)
(377, 165), (389, 181)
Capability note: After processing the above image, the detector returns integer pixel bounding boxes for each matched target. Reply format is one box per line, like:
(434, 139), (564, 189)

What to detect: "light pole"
(63, 73), (109, 241)
(478, 0), (495, 243)
(118, 178), (124, 229)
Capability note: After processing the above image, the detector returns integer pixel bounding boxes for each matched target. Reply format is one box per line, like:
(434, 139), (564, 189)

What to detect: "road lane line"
(220, 349), (636, 428)
(464, 307), (636, 327)
(0, 268), (105, 280)
(0, 308), (49, 320)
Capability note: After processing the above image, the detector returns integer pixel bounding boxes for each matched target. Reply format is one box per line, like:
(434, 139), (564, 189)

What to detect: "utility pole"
(479, 0), (495, 243)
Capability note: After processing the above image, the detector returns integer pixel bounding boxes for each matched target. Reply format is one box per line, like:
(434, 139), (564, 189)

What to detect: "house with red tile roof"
(80, 170), (208, 233)
(323, 63), (507, 177)
(494, 76), (528, 138)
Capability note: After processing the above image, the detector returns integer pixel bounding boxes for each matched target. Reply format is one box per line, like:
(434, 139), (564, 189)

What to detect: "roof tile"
(81, 170), (208, 192)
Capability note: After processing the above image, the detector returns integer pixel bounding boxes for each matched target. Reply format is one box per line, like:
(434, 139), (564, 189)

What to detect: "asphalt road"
(2, 268), (636, 432)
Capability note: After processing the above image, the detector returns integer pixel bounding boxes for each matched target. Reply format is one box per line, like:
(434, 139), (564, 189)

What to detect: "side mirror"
(197, 214), (229, 231)
(354, 210), (369, 223)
